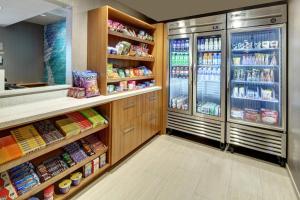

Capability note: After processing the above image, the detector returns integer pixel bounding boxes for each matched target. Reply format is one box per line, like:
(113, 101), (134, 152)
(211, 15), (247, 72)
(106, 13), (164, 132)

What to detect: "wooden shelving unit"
(16, 148), (108, 200)
(53, 164), (110, 200)
(0, 124), (108, 172)
(88, 6), (163, 95)
(107, 75), (154, 83)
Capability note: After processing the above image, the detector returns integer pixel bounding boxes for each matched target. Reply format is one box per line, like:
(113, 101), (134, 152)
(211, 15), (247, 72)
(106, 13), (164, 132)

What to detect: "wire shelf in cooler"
(231, 48), (280, 53)
(231, 96), (279, 103)
(197, 64), (221, 67)
(199, 50), (222, 53)
(197, 79), (220, 83)
(232, 65), (279, 68)
(231, 80), (279, 85)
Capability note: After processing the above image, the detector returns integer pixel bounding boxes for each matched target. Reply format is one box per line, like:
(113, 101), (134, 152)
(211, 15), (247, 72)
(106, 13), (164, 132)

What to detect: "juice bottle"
(203, 53), (207, 65)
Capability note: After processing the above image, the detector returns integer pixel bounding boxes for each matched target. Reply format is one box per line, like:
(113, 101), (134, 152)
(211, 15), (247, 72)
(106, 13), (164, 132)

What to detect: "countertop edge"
(0, 86), (162, 130)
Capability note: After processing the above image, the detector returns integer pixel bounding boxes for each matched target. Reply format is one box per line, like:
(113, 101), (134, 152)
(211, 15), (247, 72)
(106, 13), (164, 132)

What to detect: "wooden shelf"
(107, 6), (155, 30)
(0, 124), (108, 172)
(16, 148), (109, 200)
(108, 30), (154, 45)
(53, 164), (110, 200)
(107, 54), (155, 62)
(107, 75), (154, 83)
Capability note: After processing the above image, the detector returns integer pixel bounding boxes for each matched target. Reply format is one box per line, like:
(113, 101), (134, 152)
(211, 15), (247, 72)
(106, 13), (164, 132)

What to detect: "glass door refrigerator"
(167, 15), (227, 149)
(226, 5), (287, 165)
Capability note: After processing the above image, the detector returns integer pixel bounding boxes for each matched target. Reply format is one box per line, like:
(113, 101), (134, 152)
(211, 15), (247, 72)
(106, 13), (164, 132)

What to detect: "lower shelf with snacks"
(53, 163), (110, 200)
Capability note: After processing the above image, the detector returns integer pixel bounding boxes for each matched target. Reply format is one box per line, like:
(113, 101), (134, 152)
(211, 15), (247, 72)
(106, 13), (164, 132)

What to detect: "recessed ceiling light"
(41, 14), (47, 17)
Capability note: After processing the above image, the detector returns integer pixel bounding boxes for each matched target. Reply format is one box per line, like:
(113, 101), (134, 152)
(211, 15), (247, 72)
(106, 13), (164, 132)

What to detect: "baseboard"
(287, 164), (300, 200)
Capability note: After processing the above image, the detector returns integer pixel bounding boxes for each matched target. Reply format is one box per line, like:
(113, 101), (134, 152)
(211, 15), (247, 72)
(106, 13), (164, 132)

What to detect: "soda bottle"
(200, 38), (205, 50)
(218, 38), (222, 50)
(205, 38), (209, 51)
(209, 38), (214, 50)
(184, 67), (189, 79)
(214, 38), (218, 50)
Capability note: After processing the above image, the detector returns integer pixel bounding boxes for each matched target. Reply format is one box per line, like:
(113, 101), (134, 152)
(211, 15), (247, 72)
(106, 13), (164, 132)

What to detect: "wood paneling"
(88, 6), (108, 95)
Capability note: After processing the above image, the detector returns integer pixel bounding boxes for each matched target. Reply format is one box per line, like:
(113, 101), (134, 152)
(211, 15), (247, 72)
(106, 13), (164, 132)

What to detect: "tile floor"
(72, 135), (298, 200)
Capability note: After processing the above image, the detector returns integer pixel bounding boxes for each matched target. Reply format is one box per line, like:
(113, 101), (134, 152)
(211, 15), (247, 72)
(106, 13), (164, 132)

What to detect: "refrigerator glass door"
(168, 35), (192, 114)
(228, 26), (284, 129)
(194, 33), (224, 120)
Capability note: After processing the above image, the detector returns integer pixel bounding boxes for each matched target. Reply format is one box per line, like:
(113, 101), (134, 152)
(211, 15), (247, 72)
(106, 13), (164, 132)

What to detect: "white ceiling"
(116, 0), (284, 21)
(0, 0), (60, 27)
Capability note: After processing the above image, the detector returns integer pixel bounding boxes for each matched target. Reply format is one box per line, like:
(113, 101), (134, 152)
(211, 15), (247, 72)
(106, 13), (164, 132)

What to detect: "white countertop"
(0, 86), (161, 130)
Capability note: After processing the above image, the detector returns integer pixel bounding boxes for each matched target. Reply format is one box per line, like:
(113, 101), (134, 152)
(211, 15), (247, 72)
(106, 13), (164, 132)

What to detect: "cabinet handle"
(123, 103), (135, 110)
(148, 96), (157, 101)
(123, 127), (135, 134)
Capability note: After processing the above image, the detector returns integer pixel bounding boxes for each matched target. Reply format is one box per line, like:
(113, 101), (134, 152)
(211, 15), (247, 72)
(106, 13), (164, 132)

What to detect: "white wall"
(57, 0), (151, 71)
(288, 0), (300, 197)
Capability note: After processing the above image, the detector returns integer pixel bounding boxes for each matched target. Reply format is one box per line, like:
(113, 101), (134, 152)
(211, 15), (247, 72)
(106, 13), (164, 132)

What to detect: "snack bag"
(82, 72), (100, 98)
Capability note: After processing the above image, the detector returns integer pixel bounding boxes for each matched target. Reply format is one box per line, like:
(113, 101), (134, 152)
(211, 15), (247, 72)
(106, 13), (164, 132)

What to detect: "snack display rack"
(0, 104), (111, 200)
(88, 6), (162, 95)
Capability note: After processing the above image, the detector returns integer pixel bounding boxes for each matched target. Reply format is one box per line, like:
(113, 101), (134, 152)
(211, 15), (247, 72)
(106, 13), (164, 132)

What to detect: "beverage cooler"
(167, 15), (226, 148)
(226, 5), (287, 164)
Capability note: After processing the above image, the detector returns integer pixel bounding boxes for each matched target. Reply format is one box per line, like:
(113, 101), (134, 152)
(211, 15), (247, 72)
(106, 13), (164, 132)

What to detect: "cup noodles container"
(59, 179), (72, 194)
(261, 109), (278, 125)
(44, 185), (54, 200)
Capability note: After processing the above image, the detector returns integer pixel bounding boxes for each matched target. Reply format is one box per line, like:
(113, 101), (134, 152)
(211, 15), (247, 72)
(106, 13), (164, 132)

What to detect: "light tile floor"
(73, 135), (298, 200)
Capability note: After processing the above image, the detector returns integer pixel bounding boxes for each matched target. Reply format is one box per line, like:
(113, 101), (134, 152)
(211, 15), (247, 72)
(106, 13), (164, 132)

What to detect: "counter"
(0, 86), (161, 130)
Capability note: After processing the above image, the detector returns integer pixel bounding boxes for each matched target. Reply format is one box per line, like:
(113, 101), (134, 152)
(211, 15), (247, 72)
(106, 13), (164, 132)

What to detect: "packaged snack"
(70, 172), (82, 186)
(33, 120), (64, 145)
(244, 108), (261, 122)
(83, 162), (93, 178)
(0, 135), (23, 164)
(100, 153), (106, 168)
(80, 139), (95, 156)
(92, 158), (99, 173)
(80, 108), (108, 127)
(82, 72), (100, 98)
(231, 108), (244, 120)
(67, 112), (93, 132)
(56, 118), (81, 137)
(11, 125), (46, 155)
(58, 179), (71, 194)
(261, 109), (278, 125)
(61, 152), (76, 167)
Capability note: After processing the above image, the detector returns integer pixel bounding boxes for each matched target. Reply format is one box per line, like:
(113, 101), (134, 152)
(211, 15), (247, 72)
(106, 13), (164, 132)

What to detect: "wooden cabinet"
(111, 92), (161, 164)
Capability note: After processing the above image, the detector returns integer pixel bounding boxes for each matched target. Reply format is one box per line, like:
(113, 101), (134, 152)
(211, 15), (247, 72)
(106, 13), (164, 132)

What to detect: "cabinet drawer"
(113, 96), (140, 124)
(121, 119), (141, 156)
(142, 91), (160, 114)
